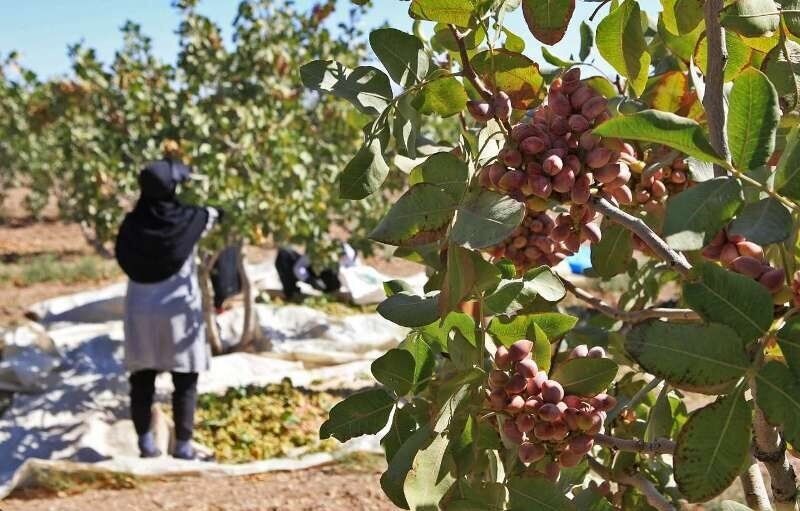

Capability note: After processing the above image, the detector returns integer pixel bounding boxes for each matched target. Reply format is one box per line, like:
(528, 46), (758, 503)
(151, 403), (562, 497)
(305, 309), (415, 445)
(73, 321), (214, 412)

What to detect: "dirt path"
(3, 462), (395, 511)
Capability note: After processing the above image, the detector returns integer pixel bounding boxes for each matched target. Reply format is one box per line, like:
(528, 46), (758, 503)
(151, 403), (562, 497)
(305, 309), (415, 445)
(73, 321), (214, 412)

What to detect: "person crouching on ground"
(275, 242), (358, 302)
(115, 159), (221, 460)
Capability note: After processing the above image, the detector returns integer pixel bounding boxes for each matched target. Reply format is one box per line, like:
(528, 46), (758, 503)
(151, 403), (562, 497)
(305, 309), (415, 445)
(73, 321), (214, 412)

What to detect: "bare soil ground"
(3, 459), (395, 511)
(0, 221), (121, 327)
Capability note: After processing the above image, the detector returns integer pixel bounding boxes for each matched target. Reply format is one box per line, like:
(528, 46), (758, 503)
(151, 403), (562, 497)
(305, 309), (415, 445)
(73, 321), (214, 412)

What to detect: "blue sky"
(0, 0), (661, 79)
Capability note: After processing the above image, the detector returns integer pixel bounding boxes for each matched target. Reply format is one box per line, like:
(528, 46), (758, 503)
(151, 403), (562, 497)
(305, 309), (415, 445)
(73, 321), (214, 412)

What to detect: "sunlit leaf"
(551, 357), (618, 396)
(413, 76), (469, 117)
(521, 0), (575, 45)
(409, 0), (475, 27)
(471, 50), (546, 109)
(596, 0), (651, 96)
(721, 0), (780, 38)
(592, 109), (726, 165)
(728, 68), (780, 171)
(404, 433), (457, 510)
(370, 28), (431, 87)
(696, 31), (752, 82)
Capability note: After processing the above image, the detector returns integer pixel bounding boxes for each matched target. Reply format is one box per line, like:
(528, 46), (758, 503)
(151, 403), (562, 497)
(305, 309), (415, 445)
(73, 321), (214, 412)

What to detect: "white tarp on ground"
(0, 267), (413, 499)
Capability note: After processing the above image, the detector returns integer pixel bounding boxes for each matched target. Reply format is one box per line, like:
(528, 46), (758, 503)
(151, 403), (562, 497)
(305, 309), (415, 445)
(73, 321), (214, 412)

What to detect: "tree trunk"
(235, 243), (264, 352)
(199, 250), (224, 356)
(79, 221), (114, 259)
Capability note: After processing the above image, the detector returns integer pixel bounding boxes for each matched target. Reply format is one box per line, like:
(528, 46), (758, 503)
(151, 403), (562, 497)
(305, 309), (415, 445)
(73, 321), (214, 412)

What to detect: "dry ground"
(3, 458), (395, 511)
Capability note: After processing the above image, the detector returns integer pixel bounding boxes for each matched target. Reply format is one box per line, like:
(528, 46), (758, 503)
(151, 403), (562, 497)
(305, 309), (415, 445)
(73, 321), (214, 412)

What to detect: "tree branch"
(740, 455), (774, 511)
(591, 196), (692, 276)
(605, 377), (663, 425)
(448, 25), (493, 102)
(751, 392), (799, 508)
(562, 280), (700, 323)
(78, 221), (114, 259)
(703, 0), (731, 176)
(594, 433), (675, 455)
(587, 458), (675, 511)
(729, 165), (800, 213)
(198, 248), (224, 355)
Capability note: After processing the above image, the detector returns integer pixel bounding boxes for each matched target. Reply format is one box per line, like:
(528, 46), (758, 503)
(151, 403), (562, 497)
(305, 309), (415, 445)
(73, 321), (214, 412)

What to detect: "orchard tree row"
(305, 0), (800, 509)
(0, 0), (415, 350)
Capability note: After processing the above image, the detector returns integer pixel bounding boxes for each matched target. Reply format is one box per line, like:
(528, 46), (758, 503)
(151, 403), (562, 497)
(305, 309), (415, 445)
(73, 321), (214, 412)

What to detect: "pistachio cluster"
(702, 229), (785, 293)
(632, 153), (692, 215)
(485, 340), (615, 481)
(474, 67), (638, 212)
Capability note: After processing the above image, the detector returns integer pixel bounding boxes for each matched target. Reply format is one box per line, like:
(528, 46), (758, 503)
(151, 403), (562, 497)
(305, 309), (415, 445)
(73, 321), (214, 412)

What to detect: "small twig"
(594, 433), (676, 455)
(588, 458), (676, 511)
(641, 150), (680, 183)
(448, 25), (493, 102)
(735, 9), (800, 18)
(563, 280), (700, 323)
(591, 196), (692, 276)
(589, 0), (612, 21)
(448, 24), (513, 134)
(729, 165), (800, 212)
(605, 377), (664, 424)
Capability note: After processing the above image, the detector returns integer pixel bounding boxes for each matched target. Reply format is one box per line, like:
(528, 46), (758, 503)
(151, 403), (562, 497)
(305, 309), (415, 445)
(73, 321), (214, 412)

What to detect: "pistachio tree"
(305, 0), (800, 508)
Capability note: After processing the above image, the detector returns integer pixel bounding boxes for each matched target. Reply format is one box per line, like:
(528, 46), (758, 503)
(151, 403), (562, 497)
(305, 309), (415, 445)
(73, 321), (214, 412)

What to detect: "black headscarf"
(115, 160), (209, 283)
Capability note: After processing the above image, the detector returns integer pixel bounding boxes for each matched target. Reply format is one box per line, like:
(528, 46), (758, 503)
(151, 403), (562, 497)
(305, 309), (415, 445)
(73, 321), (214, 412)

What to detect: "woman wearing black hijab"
(116, 159), (220, 460)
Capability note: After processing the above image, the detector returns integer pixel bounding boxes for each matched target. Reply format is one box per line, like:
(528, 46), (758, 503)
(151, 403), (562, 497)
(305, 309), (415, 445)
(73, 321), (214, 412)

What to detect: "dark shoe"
(173, 443), (215, 461)
(140, 446), (162, 458)
(138, 433), (161, 458)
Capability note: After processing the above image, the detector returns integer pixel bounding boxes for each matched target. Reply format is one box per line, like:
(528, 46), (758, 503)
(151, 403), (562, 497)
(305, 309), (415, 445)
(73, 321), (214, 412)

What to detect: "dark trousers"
(129, 370), (198, 442)
(275, 247), (341, 299)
